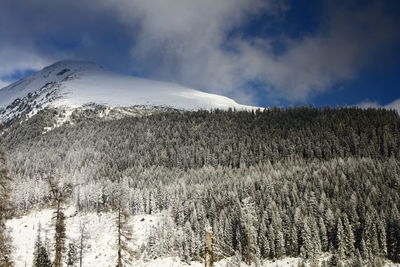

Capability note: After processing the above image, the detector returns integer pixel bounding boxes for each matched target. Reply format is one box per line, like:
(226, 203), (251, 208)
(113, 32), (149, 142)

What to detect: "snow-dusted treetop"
(0, 60), (258, 112)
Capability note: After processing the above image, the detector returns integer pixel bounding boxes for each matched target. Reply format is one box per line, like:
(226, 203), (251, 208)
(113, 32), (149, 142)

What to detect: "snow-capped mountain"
(0, 60), (257, 124)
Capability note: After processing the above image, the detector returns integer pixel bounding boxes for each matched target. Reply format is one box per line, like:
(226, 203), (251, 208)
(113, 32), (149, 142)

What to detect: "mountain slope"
(0, 61), (257, 124)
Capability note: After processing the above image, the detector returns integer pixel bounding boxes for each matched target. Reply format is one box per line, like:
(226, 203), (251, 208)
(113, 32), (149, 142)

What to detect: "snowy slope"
(0, 61), (258, 124)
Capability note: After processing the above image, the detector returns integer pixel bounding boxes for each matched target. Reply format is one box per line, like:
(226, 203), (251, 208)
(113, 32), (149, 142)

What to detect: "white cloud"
(103, 0), (397, 104)
(0, 46), (53, 82)
(107, 0), (273, 103)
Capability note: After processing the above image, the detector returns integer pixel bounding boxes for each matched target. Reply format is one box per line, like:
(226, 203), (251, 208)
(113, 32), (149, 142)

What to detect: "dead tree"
(205, 226), (214, 267)
(114, 191), (133, 267)
(78, 220), (88, 267)
(47, 176), (73, 267)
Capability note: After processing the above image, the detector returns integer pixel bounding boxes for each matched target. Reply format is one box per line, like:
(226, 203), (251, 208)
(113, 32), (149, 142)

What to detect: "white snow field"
(0, 60), (257, 113)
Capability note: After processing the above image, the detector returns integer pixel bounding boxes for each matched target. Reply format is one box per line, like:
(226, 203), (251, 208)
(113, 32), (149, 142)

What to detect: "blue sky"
(0, 0), (399, 109)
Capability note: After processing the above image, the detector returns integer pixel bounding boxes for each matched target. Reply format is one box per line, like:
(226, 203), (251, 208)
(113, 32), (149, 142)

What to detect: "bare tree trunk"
(79, 237), (83, 267)
(247, 230), (252, 266)
(54, 199), (63, 267)
(79, 222), (85, 267)
(117, 206), (122, 267)
(205, 231), (213, 267)
(47, 177), (72, 267)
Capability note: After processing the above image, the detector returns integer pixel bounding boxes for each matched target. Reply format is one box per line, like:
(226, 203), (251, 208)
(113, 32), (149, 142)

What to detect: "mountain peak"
(34, 60), (104, 81)
(0, 61), (259, 124)
(42, 60), (103, 73)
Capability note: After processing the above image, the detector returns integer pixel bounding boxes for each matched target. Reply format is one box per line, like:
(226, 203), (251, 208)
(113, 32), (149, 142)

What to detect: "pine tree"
(144, 228), (158, 261)
(300, 217), (319, 261)
(33, 225), (52, 267)
(335, 218), (345, 259)
(240, 197), (257, 265)
(258, 220), (270, 258)
(319, 217), (328, 252)
(310, 217), (321, 257)
(362, 212), (379, 259)
(354, 249), (364, 267)
(387, 216), (400, 262)
(35, 246), (52, 267)
(376, 220), (387, 257)
(33, 225), (43, 267)
(0, 134), (12, 266)
(343, 215), (355, 257)
(360, 238), (370, 260)
(275, 229), (285, 259)
(66, 242), (78, 266)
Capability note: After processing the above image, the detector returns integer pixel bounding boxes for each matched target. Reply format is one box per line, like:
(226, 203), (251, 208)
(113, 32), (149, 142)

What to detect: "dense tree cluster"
(3, 106), (400, 265)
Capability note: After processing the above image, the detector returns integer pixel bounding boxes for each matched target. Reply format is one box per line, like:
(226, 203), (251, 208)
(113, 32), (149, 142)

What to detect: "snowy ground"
(6, 207), (400, 267)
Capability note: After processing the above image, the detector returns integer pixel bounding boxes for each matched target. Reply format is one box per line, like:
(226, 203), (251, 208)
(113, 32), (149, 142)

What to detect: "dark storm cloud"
(0, 0), (399, 105)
